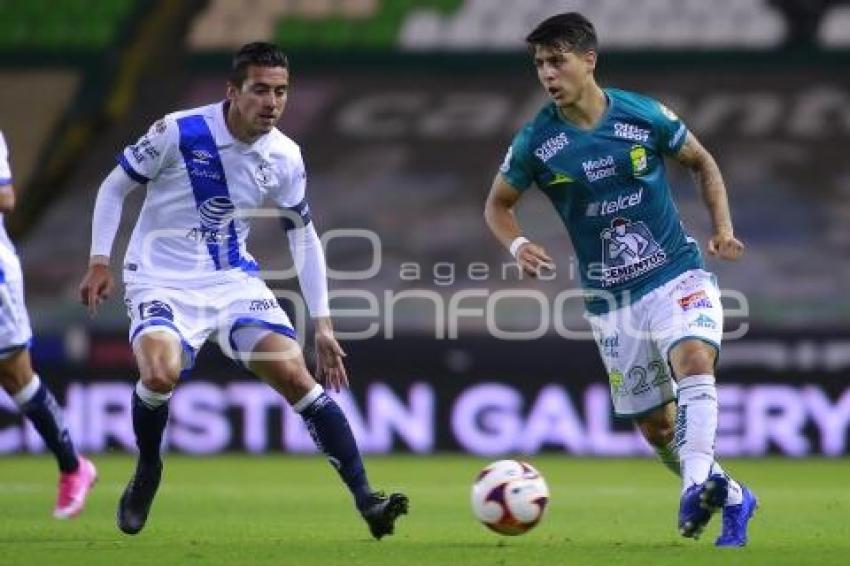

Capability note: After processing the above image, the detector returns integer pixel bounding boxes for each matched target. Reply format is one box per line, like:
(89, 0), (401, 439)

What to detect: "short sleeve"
(0, 131), (11, 184)
(498, 126), (537, 191)
(271, 149), (311, 230)
(649, 100), (689, 156)
(118, 117), (177, 183)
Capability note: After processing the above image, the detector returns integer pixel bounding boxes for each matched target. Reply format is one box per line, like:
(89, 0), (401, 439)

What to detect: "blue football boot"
(715, 485), (758, 547)
(678, 473), (729, 539)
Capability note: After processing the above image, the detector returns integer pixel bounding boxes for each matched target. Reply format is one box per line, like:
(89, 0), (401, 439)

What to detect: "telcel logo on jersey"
(614, 122), (650, 143)
(586, 188), (643, 217)
(582, 155), (616, 182)
(534, 132), (570, 162)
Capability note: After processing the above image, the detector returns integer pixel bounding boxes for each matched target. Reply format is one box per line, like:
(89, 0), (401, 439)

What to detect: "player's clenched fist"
(516, 241), (555, 277)
(707, 233), (744, 261)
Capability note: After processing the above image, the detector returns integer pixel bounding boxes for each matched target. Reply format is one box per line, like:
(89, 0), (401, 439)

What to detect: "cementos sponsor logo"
(614, 122), (650, 143)
(582, 155), (616, 182)
(534, 132), (570, 162)
(586, 188), (643, 217)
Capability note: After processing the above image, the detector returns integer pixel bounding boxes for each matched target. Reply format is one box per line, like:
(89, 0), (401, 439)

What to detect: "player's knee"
(272, 357), (310, 387)
(0, 351), (32, 392)
(257, 357), (314, 402)
(140, 364), (179, 393)
(0, 368), (28, 392)
(670, 342), (716, 378)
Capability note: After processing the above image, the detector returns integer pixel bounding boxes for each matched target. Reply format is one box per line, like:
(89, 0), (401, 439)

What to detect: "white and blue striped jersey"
(117, 102), (311, 288)
(0, 130), (21, 283)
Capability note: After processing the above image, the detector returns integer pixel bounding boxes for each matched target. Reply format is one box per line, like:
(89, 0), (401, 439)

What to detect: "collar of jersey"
(552, 90), (614, 134)
(213, 100), (273, 160)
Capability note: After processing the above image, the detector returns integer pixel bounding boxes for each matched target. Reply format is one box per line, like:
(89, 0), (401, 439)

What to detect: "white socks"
(135, 381), (173, 409)
(293, 384), (324, 413)
(13, 374), (41, 406)
(675, 373), (718, 491)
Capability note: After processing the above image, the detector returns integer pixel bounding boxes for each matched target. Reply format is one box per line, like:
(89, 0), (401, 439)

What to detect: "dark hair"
(525, 12), (597, 53)
(230, 42), (289, 86)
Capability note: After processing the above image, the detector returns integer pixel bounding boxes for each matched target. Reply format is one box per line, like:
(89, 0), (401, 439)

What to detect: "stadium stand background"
(0, 0), (848, 456)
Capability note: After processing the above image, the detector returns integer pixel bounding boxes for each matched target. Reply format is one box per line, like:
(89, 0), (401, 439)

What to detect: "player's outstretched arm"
(78, 166), (140, 315)
(484, 173), (554, 277)
(675, 132), (744, 261)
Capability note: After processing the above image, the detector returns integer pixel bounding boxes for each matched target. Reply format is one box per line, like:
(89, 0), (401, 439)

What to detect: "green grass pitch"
(1, 455), (848, 565)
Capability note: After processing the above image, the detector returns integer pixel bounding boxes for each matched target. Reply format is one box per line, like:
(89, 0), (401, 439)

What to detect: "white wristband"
(509, 236), (530, 258)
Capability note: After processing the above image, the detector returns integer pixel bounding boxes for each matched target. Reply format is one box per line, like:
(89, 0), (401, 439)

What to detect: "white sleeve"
(270, 148), (309, 215)
(275, 147), (325, 315)
(90, 165), (141, 258)
(0, 131), (12, 184)
(118, 116), (177, 183)
(287, 223), (330, 318)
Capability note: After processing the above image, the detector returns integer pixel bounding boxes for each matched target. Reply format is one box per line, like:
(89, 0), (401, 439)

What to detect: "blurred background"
(0, 0), (847, 458)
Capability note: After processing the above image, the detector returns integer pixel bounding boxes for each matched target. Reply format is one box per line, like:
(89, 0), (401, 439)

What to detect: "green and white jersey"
(500, 88), (702, 314)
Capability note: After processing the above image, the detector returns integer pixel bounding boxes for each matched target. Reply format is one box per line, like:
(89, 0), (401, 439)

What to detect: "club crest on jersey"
(599, 217), (667, 287)
(253, 162), (278, 189)
(608, 369), (624, 396)
(630, 145), (648, 176)
(199, 196), (236, 229)
(139, 300), (174, 321)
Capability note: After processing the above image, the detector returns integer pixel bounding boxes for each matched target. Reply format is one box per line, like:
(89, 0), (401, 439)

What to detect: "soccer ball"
(471, 459), (549, 535)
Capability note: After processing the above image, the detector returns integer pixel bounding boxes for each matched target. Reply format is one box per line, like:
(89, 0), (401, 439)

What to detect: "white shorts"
(125, 275), (296, 372)
(587, 269), (723, 418)
(0, 277), (32, 358)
